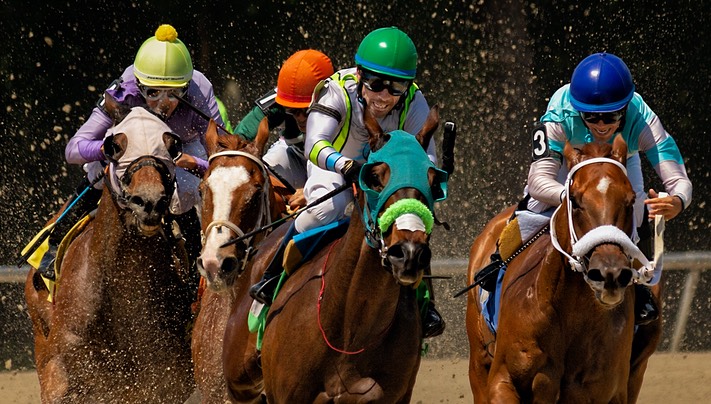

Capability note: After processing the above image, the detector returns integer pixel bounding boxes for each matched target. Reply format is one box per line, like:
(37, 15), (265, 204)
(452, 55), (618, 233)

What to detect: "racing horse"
(223, 105), (447, 403)
(191, 117), (289, 403)
(24, 95), (195, 403)
(466, 136), (662, 403)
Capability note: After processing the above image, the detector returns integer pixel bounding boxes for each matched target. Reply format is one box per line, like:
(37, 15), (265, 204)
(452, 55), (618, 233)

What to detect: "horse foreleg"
(466, 302), (494, 403)
(628, 282), (663, 403)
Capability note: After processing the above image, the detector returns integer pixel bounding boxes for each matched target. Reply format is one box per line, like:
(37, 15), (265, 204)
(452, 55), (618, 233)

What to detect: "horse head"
(553, 135), (639, 306)
(197, 118), (272, 291)
(102, 93), (181, 236)
(360, 105), (447, 287)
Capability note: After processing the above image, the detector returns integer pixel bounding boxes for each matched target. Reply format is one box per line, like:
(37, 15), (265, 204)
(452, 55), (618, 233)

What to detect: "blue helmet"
(570, 53), (635, 113)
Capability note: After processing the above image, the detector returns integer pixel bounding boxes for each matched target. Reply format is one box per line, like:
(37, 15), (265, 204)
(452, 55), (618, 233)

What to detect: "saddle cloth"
(481, 209), (551, 334)
(22, 213), (93, 303)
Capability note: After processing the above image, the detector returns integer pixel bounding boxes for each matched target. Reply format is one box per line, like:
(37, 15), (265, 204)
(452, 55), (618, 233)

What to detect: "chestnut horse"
(466, 136), (662, 403)
(191, 117), (290, 403)
(24, 97), (195, 403)
(222, 106), (446, 403)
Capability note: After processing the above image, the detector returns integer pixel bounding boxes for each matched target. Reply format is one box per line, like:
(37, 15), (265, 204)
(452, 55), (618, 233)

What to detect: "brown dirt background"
(2, 352), (709, 403)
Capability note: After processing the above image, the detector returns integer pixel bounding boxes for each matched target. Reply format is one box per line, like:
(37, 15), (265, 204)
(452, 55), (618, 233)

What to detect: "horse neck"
(91, 188), (173, 278)
(323, 192), (402, 336)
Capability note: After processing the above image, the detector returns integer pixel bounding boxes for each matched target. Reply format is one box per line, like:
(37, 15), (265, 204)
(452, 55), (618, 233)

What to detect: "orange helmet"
(276, 50), (334, 108)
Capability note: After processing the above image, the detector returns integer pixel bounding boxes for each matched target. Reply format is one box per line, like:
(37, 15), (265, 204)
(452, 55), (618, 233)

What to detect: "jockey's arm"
(527, 157), (565, 206)
(303, 109), (347, 173)
(65, 107), (112, 164)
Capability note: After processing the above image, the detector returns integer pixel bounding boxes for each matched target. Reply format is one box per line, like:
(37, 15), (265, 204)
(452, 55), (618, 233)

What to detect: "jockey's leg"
(421, 274), (446, 338)
(249, 221), (299, 306)
(634, 208), (658, 325)
(38, 175), (102, 280)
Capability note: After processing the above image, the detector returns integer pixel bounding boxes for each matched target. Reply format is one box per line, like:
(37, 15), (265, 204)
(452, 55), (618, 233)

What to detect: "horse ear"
(416, 105), (440, 150)
(205, 119), (219, 157)
(254, 117), (270, 156)
(103, 133), (128, 162)
(163, 132), (183, 160)
(363, 102), (386, 151)
(611, 134), (628, 166)
(563, 141), (582, 169)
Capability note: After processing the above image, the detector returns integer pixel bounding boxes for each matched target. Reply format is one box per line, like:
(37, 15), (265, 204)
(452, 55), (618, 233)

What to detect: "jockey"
(38, 24), (224, 282)
(523, 52), (693, 325)
(248, 27), (446, 339)
(234, 49), (334, 209)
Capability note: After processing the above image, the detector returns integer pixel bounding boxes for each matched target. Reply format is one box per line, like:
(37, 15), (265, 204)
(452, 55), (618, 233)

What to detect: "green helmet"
(355, 27), (417, 79)
(134, 24), (193, 87)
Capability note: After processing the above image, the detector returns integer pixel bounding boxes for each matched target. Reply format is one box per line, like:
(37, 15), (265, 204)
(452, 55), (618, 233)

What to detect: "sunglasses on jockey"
(359, 69), (411, 97)
(580, 108), (626, 124)
(139, 84), (188, 102)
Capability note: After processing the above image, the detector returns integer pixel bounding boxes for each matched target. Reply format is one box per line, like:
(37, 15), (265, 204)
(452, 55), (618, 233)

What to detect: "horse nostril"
(221, 256), (239, 274)
(387, 244), (405, 263)
(416, 245), (432, 267)
(617, 268), (633, 287)
(129, 196), (145, 207)
(587, 269), (604, 282)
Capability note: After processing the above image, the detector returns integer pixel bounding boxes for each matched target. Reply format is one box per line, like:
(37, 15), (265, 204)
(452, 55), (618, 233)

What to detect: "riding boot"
(422, 274), (446, 338)
(249, 222), (299, 306)
(634, 217), (659, 325)
(37, 178), (103, 280)
(474, 250), (504, 292)
(173, 207), (202, 291)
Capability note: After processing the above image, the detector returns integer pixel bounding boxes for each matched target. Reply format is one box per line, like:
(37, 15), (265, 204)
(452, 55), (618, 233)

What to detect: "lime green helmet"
(355, 27), (417, 79)
(134, 24), (193, 88)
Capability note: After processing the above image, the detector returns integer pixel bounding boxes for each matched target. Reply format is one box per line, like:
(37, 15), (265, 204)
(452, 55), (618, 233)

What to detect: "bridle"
(549, 157), (658, 285)
(202, 150), (273, 270)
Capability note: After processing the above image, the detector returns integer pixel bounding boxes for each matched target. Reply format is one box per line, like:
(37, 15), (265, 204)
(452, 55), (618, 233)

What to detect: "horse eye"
(569, 194), (580, 209)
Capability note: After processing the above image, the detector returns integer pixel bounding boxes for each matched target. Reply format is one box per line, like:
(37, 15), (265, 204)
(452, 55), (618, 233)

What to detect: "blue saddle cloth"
(480, 267), (506, 336)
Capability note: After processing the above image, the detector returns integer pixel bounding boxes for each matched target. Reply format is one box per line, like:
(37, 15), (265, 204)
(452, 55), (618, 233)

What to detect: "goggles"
(139, 85), (188, 102)
(580, 108), (626, 124)
(360, 70), (410, 96)
(284, 107), (307, 116)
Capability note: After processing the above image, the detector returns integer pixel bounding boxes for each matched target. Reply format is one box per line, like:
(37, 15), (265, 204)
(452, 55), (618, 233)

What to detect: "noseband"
(109, 156), (175, 212)
(202, 150), (272, 269)
(549, 157), (658, 285)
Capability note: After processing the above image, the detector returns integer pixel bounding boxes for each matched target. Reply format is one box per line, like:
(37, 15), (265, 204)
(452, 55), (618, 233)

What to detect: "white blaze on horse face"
(203, 166), (250, 252)
(394, 213), (426, 233)
(597, 176), (612, 195)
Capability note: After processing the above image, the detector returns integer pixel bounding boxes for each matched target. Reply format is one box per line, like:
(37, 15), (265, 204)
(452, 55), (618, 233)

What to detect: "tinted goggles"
(139, 85), (188, 102)
(580, 109), (626, 124)
(360, 70), (410, 96)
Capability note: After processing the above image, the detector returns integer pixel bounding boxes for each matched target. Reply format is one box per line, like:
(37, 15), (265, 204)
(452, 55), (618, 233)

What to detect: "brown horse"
(24, 97), (195, 403)
(222, 106), (445, 403)
(466, 136), (662, 403)
(191, 117), (290, 403)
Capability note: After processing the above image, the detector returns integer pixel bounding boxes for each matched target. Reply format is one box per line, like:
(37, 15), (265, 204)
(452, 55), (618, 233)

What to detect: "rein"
(317, 239), (396, 355)
(549, 157), (657, 284)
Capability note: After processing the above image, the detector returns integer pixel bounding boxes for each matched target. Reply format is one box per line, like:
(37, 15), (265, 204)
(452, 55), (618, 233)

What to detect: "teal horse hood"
(358, 130), (448, 242)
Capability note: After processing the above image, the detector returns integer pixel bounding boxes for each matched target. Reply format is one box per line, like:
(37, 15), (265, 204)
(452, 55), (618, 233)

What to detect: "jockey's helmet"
(570, 52), (635, 113)
(134, 24), (193, 88)
(276, 49), (334, 108)
(355, 27), (417, 80)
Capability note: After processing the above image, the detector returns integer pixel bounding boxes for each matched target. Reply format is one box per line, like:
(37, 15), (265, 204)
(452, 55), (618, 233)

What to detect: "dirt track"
(2, 353), (710, 403)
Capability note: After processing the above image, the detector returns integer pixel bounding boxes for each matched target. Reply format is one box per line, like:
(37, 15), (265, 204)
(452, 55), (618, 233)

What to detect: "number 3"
(531, 126), (549, 160)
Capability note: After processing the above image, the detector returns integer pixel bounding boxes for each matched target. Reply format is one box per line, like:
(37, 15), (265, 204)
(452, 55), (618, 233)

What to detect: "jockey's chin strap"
(202, 151), (272, 265)
(549, 157), (658, 285)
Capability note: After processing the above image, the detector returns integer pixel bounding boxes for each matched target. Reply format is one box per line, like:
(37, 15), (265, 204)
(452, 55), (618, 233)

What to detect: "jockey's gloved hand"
(341, 159), (363, 185)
